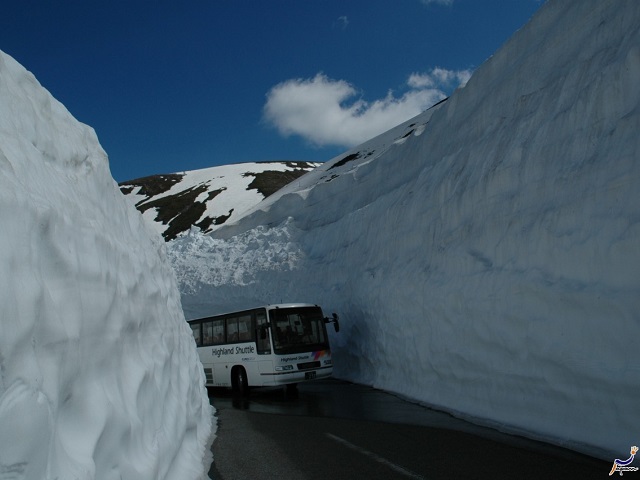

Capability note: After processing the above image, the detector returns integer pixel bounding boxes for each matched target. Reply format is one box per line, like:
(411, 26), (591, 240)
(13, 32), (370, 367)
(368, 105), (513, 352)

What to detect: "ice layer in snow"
(168, 0), (640, 459)
(0, 51), (212, 479)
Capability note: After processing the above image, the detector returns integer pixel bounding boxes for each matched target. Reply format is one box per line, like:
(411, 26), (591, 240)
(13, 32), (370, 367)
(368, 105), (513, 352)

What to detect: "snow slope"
(0, 51), (212, 479)
(168, 0), (640, 459)
(120, 161), (319, 241)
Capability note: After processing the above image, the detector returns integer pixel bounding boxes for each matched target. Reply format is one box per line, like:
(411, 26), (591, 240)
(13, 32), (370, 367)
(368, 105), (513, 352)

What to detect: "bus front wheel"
(285, 383), (298, 398)
(232, 367), (249, 396)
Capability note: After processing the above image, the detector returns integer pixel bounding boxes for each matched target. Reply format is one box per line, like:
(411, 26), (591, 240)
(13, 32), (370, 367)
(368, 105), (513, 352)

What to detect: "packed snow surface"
(169, 0), (640, 459)
(0, 51), (212, 479)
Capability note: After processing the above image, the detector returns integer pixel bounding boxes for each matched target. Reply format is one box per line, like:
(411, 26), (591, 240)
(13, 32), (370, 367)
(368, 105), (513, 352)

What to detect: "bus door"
(203, 318), (225, 385)
(256, 310), (274, 376)
(191, 321), (214, 385)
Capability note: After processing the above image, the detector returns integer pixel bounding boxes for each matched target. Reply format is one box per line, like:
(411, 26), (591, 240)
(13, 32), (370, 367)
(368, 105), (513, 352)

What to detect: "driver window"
(255, 311), (271, 354)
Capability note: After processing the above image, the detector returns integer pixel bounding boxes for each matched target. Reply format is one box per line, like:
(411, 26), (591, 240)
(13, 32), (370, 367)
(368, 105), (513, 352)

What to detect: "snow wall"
(169, 0), (639, 459)
(0, 51), (212, 479)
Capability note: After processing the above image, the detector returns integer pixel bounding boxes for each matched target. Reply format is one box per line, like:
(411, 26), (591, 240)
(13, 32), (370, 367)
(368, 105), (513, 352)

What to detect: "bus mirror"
(260, 326), (268, 340)
(332, 313), (340, 332)
(325, 312), (340, 332)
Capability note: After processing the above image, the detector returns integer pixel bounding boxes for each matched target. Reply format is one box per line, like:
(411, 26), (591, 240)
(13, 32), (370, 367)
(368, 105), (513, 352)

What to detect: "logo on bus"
(280, 350), (328, 363)
(311, 350), (327, 361)
(211, 345), (255, 357)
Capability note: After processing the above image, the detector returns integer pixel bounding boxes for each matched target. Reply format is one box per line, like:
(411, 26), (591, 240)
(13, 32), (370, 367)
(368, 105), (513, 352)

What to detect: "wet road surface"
(208, 379), (608, 479)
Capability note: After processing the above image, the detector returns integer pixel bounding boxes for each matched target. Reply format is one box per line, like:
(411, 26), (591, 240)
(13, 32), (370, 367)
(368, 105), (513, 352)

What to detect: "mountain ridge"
(119, 160), (319, 241)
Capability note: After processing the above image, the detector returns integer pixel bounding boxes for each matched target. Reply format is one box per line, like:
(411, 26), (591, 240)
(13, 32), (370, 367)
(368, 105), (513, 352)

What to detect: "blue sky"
(1, 0), (543, 182)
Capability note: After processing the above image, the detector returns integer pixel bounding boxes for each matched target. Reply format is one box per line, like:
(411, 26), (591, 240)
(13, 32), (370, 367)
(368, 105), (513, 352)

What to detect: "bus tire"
(232, 366), (249, 396)
(285, 383), (298, 398)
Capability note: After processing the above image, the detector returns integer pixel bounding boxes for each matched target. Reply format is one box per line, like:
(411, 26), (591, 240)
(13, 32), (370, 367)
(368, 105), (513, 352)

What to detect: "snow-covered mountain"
(168, 0), (640, 460)
(119, 161), (319, 241)
(0, 51), (212, 479)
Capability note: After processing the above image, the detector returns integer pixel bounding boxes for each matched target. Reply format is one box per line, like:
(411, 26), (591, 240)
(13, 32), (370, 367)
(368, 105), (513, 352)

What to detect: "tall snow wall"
(170, 0), (639, 459)
(0, 51), (212, 479)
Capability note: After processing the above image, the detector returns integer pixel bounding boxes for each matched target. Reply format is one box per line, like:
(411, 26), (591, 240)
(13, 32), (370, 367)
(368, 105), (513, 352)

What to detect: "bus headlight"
(275, 365), (294, 372)
(323, 359), (332, 366)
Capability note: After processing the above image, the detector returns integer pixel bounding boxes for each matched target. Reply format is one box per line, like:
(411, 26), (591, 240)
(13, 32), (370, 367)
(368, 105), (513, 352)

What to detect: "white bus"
(188, 303), (339, 395)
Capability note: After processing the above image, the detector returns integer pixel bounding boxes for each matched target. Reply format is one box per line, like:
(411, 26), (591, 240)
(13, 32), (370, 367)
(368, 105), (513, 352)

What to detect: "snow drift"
(169, 0), (640, 459)
(0, 51), (212, 479)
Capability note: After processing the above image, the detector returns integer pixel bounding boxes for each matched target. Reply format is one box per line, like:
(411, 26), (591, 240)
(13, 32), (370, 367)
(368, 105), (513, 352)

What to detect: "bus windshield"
(270, 306), (329, 354)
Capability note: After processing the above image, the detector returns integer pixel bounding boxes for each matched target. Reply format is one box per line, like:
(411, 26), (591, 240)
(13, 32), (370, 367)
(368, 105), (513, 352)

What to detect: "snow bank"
(0, 51), (212, 479)
(169, 0), (639, 459)
(169, 221), (303, 320)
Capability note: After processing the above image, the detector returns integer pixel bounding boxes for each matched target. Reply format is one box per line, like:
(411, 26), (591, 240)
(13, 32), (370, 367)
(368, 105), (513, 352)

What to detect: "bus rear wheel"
(232, 366), (249, 396)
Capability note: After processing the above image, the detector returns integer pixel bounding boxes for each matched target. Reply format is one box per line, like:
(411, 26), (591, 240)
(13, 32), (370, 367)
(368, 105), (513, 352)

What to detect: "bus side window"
(226, 317), (239, 342)
(212, 319), (224, 344)
(190, 323), (202, 347)
(203, 321), (214, 345)
(255, 311), (271, 354)
(238, 314), (252, 342)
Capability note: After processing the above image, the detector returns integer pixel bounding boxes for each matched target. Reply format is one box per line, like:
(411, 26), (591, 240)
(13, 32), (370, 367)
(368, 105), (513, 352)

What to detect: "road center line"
(325, 432), (425, 479)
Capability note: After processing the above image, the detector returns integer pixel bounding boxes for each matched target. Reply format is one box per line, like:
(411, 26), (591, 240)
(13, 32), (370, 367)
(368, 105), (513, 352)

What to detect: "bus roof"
(187, 303), (321, 322)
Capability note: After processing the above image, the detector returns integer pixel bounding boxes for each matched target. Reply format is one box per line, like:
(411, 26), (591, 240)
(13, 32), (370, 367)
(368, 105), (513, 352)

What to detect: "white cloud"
(408, 67), (472, 89)
(334, 16), (349, 30)
(263, 68), (472, 148)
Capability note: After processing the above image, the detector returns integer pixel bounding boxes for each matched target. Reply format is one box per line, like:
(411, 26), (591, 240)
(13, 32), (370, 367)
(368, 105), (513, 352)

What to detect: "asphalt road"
(208, 379), (608, 479)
